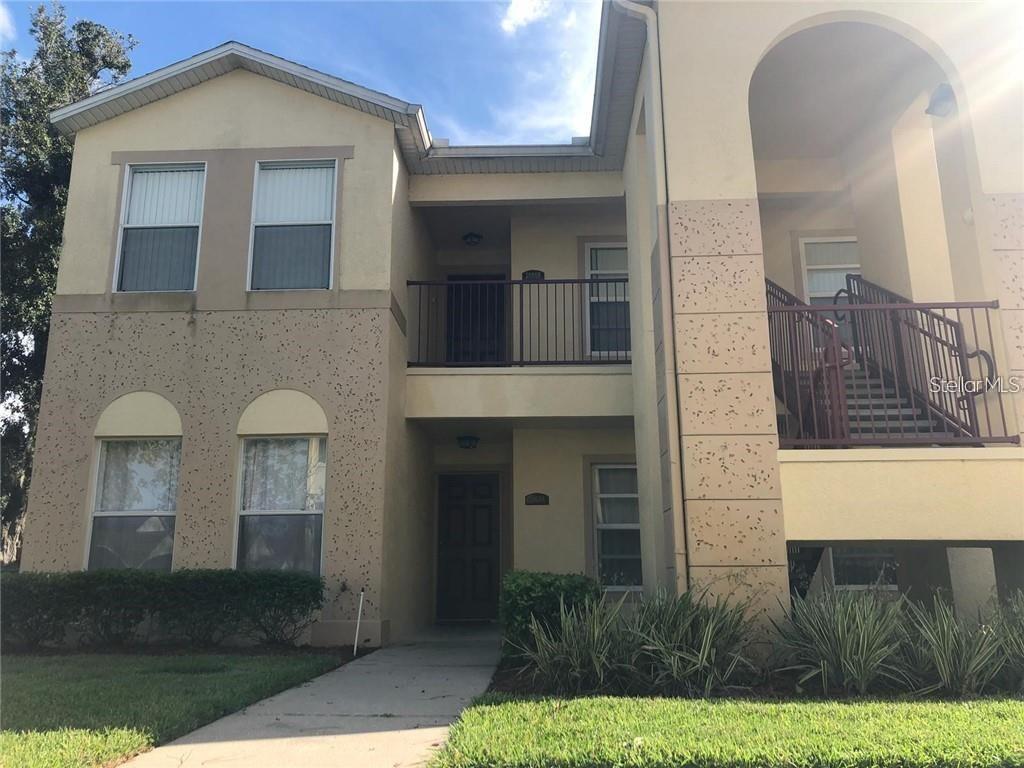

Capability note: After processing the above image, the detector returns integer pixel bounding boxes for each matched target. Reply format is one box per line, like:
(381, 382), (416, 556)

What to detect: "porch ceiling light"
(457, 435), (480, 450)
(462, 231), (483, 246)
(925, 83), (955, 117)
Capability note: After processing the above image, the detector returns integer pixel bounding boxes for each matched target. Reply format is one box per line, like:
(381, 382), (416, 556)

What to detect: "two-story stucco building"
(21, 0), (1023, 645)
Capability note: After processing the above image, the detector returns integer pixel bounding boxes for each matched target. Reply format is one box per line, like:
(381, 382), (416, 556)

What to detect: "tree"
(1, 3), (135, 563)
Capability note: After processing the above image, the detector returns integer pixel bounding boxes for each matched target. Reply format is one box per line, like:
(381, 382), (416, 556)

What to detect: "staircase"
(842, 364), (956, 441)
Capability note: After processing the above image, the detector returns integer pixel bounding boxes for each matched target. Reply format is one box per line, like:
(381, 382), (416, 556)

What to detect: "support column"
(947, 547), (997, 619)
(668, 199), (789, 633)
(985, 194), (1024, 438)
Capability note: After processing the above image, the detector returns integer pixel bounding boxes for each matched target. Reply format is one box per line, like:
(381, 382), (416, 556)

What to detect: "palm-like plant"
(774, 590), (907, 695)
(629, 589), (753, 696)
(906, 596), (1005, 696)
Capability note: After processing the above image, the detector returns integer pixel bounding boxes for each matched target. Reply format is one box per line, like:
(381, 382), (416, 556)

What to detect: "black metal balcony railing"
(407, 277), (630, 366)
(768, 276), (1018, 448)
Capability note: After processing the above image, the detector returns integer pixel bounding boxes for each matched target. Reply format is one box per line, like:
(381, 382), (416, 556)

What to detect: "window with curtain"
(89, 439), (181, 570)
(118, 164), (205, 292)
(250, 161), (335, 290)
(593, 464), (642, 588)
(237, 437), (327, 574)
(587, 245), (630, 355)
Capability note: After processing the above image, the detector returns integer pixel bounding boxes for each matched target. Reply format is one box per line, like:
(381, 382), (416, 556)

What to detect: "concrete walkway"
(126, 626), (501, 768)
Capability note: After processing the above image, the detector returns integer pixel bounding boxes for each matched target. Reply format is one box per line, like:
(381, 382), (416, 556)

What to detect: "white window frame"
(113, 162), (207, 294)
(232, 434), (328, 575)
(828, 547), (900, 592)
(798, 235), (859, 303)
(246, 159), (338, 292)
(584, 243), (631, 359)
(592, 463), (642, 591)
(85, 437), (181, 569)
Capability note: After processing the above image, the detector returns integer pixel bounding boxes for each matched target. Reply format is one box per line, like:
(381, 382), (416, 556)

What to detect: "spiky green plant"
(519, 595), (631, 694)
(994, 590), (1024, 692)
(773, 590), (907, 695)
(628, 589), (754, 696)
(906, 595), (1005, 696)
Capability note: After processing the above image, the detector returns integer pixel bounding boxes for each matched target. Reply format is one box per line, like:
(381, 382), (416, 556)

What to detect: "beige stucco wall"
(406, 368), (632, 420)
(409, 172), (624, 205)
(236, 389), (328, 435)
(780, 448), (1024, 542)
(512, 427), (636, 576)
(510, 203), (626, 280)
(58, 69), (397, 298)
(21, 308), (392, 647)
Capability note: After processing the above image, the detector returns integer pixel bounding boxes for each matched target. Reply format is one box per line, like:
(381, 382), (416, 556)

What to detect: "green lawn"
(0, 652), (342, 768)
(433, 694), (1024, 768)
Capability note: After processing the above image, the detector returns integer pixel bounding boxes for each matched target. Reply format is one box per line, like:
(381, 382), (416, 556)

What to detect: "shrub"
(522, 596), (631, 694)
(236, 571), (325, 645)
(0, 572), (76, 648)
(500, 570), (601, 654)
(995, 590), (1024, 692)
(70, 570), (160, 646)
(629, 589), (754, 696)
(1, 569), (325, 649)
(905, 596), (1004, 696)
(154, 569), (246, 646)
(773, 590), (907, 695)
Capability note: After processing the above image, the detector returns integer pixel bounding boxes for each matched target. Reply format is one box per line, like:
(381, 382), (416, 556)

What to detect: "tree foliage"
(1, 3), (135, 562)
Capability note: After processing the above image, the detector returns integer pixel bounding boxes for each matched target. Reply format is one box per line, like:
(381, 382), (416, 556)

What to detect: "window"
(800, 237), (860, 306)
(89, 439), (181, 570)
(237, 437), (326, 574)
(831, 547), (899, 591)
(117, 164), (205, 292)
(587, 245), (630, 355)
(592, 464), (642, 588)
(249, 161), (336, 290)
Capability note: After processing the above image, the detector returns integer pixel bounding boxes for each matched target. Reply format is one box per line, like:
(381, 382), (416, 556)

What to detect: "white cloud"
(501, 0), (553, 35)
(431, 0), (602, 146)
(0, 1), (16, 47)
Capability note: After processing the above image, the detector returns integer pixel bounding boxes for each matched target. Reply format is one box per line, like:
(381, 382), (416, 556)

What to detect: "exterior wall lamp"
(456, 435), (480, 449)
(462, 232), (483, 246)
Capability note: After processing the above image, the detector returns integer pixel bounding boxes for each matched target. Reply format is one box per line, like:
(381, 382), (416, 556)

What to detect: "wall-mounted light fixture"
(925, 83), (955, 118)
(462, 232), (483, 247)
(456, 435), (480, 450)
(522, 269), (545, 282)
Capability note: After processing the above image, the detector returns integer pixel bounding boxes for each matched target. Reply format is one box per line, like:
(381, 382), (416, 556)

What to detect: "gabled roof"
(49, 3), (645, 175)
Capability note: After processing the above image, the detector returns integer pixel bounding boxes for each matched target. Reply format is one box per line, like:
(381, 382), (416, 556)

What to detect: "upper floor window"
(592, 464), (642, 589)
(586, 245), (630, 356)
(249, 161), (336, 290)
(117, 164), (205, 292)
(89, 438), (181, 571)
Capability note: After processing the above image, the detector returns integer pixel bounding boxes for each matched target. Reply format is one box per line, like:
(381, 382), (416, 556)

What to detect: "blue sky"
(0, 0), (602, 145)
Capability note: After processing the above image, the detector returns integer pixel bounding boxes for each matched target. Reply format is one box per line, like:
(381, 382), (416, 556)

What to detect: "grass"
(0, 651), (342, 768)
(432, 694), (1024, 768)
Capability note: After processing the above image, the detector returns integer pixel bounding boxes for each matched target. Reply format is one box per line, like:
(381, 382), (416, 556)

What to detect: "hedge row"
(499, 570), (602, 654)
(1, 569), (325, 648)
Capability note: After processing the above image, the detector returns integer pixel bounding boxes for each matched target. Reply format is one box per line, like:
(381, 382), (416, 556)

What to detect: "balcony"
(767, 276), (1019, 448)
(407, 277), (630, 367)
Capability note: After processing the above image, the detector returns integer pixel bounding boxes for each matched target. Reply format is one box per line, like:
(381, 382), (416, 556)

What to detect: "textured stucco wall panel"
(668, 199), (761, 257)
(681, 435), (781, 500)
(673, 313), (771, 375)
(987, 194), (1024, 251)
(689, 564), (789, 640)
(22, 308), (389, 625)
(994, 250), (1024, 310)
(685, 501), (786, 567)
(677, 373), (776, 436)
(671, 253), (767, 314)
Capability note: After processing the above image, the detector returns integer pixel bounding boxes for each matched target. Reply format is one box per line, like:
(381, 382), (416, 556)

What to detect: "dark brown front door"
(437, 473), (500, 621)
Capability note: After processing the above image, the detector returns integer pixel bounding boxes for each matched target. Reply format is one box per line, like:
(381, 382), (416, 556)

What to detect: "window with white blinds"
(250, 161), (336, 290)
(118, 164), (205, 291)
(801, 238), (860, 304)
